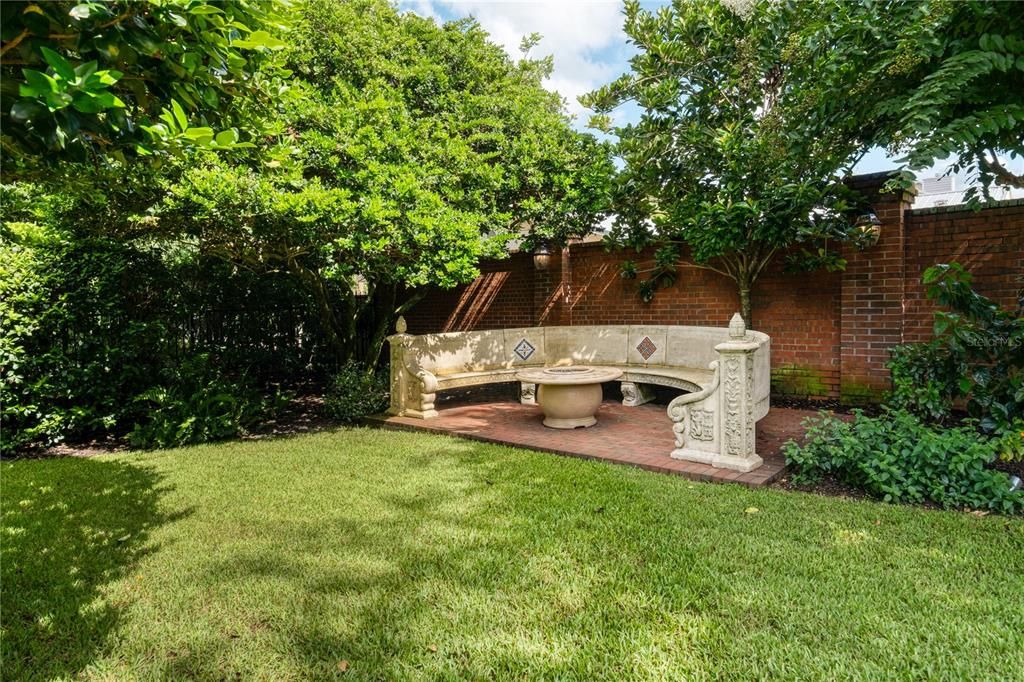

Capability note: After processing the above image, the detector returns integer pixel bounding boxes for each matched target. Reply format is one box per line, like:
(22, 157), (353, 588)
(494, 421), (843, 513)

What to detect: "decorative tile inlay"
(636, 336), (657, 360)
(513, 338), (536, 361)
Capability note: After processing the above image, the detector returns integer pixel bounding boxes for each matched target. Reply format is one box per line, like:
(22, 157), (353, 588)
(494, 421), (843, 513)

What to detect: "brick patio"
(368, 400), (820, 487)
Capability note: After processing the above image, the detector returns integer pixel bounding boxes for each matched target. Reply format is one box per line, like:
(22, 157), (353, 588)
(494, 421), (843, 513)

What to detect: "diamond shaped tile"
(513, 338), (536, 361)
(636, 336), (657, 360)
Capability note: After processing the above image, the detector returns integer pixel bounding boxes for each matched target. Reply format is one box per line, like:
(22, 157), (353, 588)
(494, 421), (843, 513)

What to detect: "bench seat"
(387, 316), (770, 472)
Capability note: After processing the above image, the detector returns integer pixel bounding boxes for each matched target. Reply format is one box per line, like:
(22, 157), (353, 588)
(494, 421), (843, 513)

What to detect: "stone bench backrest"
(405, 325), (769, 402)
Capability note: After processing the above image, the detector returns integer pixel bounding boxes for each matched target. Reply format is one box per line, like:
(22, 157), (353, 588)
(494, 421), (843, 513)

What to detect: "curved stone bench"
(386, 314), (770, 472)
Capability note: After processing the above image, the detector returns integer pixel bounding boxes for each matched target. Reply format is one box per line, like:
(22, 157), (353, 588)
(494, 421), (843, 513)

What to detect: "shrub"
(324, 362), (390, 423)
(1, 237), (171, 453)
(129, 355), (272, 449)
(0, 216), (324, 454)
(996, 419), (1024, 463)
(886, 343), (960, 423)
(784, 409), (1023, 514)
(888, 263), (1023, 434)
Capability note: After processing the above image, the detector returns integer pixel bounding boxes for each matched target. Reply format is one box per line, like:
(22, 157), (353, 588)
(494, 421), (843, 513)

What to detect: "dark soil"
(770, 472), (873, 502)
(245, 393), (333, 439)
(769, 395), (888, 416)
(16, 390), (1023, 509)
(993, 457), (1024, 482)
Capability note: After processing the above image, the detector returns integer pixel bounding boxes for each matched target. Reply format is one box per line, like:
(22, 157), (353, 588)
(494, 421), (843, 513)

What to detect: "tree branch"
(0, 29), (28, 57)
(980, 148), (1024, 189)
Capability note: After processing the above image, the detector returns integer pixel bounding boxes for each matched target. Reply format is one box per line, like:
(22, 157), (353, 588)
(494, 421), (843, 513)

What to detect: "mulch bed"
(13, 392), (1021, 509)
(771, 473), (874, 501)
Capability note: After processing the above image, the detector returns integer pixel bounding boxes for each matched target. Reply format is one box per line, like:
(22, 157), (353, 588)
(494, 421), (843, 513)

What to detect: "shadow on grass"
(166, 444), (685, 679)
(47, 433), (1019, 679)
(1, 456), (184, 680)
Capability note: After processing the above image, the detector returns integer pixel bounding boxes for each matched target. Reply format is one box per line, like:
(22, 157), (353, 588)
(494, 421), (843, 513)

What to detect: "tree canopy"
(833, 0), (1024, 197)
(0, 0), (290, 169)
(1, 0), (615, 451)
(109, 0), (614, 363)
(583, 0), (1024, 324)
(583, 0), (877, 324)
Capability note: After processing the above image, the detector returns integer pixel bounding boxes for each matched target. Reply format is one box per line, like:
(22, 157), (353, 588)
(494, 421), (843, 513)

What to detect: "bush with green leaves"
(1, 234), (171, 453)
(784, 409), (1022, 514)
(0, 208), (322, 454)
(324, 362), (390, 423)
(887, 263), (1023, 438)
(886, 343), (961, 423)
(995, 419), (1024, 463)
(128, 355), (274, 449)
(1, 0), (291, 164)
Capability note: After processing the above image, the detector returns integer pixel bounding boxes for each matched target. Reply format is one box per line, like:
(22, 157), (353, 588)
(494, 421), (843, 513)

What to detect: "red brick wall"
(407, 186), (1023, 403)
(904, 202), (1024, 344)
(552, 244), (845, 399)
(837, 174), (914, 402)
(404, 252), (537, 333)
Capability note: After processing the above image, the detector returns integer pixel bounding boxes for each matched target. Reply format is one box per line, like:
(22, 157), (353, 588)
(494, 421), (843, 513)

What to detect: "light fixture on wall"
(855, 213), (882, 246)
(533, 241), (552, 270)
(351, 274), (369, 297)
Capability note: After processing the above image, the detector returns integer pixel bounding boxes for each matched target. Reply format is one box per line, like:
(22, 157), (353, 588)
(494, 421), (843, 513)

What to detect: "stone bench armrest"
(666, 361), (719, 422)
(405, 360), (438, 394)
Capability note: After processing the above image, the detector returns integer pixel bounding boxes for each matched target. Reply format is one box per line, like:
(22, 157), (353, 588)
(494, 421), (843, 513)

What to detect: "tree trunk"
(287, 260), (351, 364)
(360, 288), (426, 369)
(737, 276), (753, 329)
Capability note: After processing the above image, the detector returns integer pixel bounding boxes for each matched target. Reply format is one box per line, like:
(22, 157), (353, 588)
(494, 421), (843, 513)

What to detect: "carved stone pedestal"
(668, 314), (763, 472)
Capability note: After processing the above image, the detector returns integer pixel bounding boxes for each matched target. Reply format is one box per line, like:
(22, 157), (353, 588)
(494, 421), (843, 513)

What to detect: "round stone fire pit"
(515, 366), (623, 429)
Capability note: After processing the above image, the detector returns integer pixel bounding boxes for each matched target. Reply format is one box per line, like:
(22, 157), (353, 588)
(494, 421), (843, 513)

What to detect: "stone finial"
(728, 312), (746, 339)
(395, 315), (408, 334)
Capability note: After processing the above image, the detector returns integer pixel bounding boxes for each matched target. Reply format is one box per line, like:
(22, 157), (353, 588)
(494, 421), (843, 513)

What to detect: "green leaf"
(232, 30), (287, 50)
(214, 128), (238, 146)
(171, 99), (189, 131)
(43, 91), (73, 112)
(9, 100), (44, 122)
(40, 46), (76, 81)
(183, 126), (215, 144)
(92, 91), (126, 109)
(73, 60), (98, 82)
(98, 69), (123, 86)
(71, 92), (106, 113)
(22, 69), (58, 94)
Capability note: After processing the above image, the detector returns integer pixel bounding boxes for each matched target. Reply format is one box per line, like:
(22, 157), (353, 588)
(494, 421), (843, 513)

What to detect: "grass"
(3, 428), (1023, 680)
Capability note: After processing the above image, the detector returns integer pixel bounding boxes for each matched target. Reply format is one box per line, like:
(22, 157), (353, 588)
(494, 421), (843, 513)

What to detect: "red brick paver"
(367, 401), (819, 487)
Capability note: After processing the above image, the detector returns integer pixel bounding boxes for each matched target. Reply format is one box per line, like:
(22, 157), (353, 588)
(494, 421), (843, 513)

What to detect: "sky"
(397, 0), (1020, 184)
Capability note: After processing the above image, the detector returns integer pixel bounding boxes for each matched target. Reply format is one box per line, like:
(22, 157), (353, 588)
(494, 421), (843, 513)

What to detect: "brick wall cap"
(845, 170), (918, 198)
(909, 197), (1024, 216)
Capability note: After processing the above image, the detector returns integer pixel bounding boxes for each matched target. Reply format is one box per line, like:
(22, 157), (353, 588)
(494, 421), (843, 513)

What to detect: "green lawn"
(3, 429), (1023, 680)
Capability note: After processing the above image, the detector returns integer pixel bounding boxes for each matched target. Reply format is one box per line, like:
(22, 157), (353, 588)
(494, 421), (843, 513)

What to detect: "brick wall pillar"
(839, 172), (916, 403)
(533, 246), (566, 326)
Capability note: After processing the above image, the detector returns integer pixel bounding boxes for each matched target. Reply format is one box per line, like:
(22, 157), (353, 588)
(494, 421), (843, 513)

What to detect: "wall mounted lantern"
(855, 213), (882, 246)
(533, 241), (553, 270)
(351, 274), (369, 297)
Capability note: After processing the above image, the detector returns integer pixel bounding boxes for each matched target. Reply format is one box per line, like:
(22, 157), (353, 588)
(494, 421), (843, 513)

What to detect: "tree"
(132, 0), (614, 366)
(583, 0), (876, 325)
(0, 0), (290, 169)
(762, 1), (1024, 200)
(827, 1), (1024, 198)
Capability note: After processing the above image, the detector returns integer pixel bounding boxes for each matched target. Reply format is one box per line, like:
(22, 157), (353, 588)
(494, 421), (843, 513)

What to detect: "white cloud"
(399, 0), (443, 21)
(406, 1), (631, 122)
